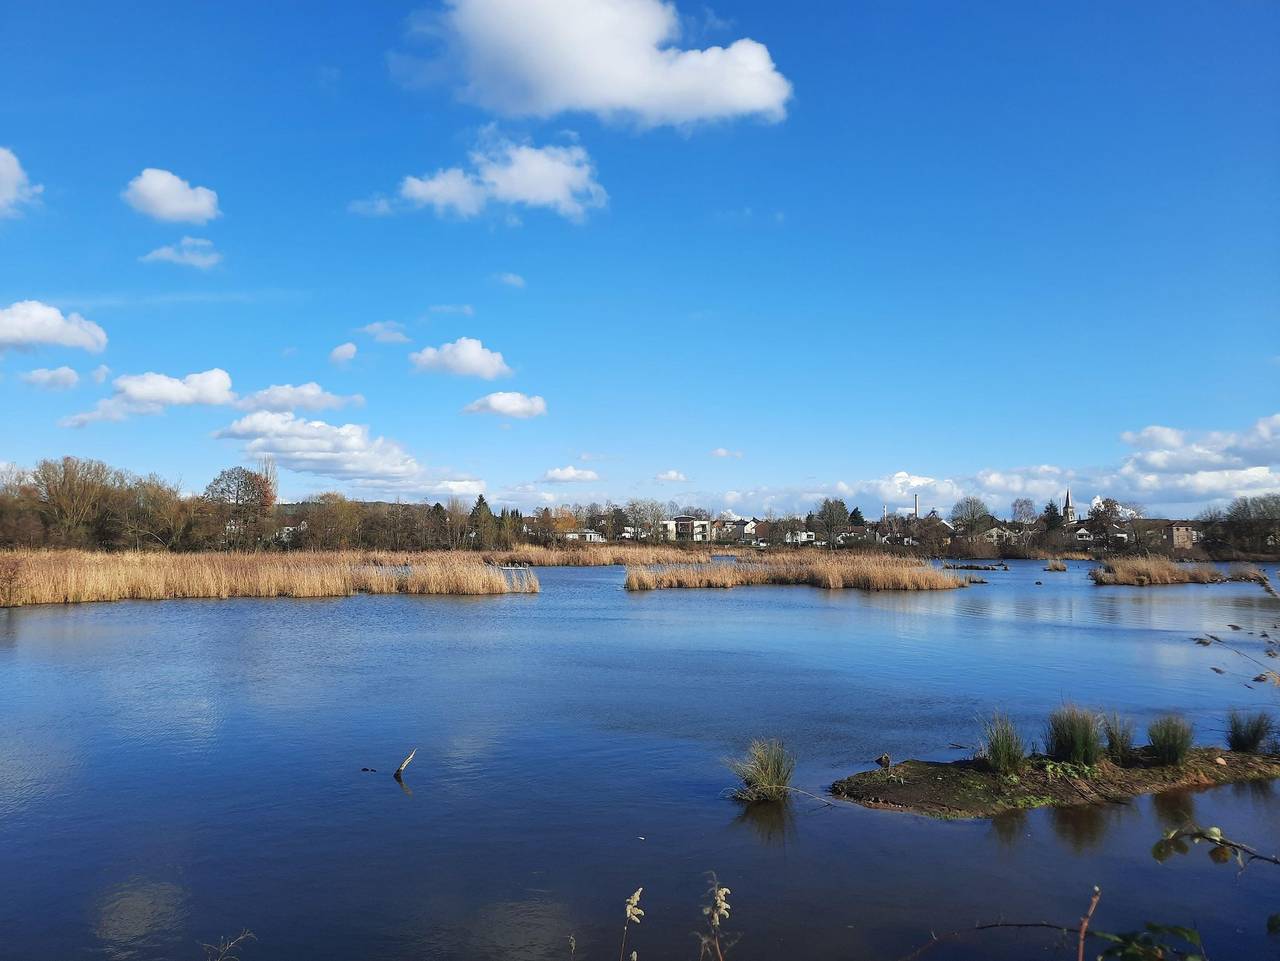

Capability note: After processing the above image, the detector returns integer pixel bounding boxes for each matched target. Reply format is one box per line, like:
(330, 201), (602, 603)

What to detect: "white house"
(660, 515), (713, 542)
(564, 529), (605, 543)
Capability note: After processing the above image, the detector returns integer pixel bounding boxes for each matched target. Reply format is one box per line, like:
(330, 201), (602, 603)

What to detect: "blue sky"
(1, 0), (1277, 517)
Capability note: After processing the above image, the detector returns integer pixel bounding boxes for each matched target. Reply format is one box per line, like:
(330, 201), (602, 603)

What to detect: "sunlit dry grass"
(1087, 556), (1270, 587)
(0, 549), (538, 606)
(624, 553), (965, 592)
(482, 543), (735, 566)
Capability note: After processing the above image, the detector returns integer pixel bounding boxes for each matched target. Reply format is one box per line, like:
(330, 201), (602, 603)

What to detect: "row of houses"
(553, 509), (1206, 552)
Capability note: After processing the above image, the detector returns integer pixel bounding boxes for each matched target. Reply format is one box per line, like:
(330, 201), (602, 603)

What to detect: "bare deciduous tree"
(950, 496), (991, 536)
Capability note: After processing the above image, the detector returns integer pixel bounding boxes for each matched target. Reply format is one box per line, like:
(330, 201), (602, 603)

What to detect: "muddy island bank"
(831, 748), (1280, 819)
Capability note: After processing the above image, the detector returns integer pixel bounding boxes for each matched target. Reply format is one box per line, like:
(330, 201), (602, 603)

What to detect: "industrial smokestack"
(914, 494), (920, 519)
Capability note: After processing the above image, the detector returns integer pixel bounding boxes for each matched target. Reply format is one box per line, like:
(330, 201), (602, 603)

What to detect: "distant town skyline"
(2, 1), (1277, 517)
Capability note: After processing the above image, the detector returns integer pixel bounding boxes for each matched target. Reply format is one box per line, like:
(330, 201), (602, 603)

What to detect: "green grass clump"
(980, 712), (1027, 776)
(1102, 712), (1136, 764)
(1044, 705), (1103, 767)
(1148, 715), (1193, 765)
(1226, 709), (1275, 753)
(727, 738), (795, 803)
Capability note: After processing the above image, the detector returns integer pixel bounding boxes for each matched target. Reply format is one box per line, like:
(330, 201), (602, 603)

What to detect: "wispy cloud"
(395, 135), (606, 222)
(22, 366), (79, 390)
(140, 236), (222, 269)
(238, 382), (364, 412)
(0, 147), (43, 217)
(358, 321), (410, 343)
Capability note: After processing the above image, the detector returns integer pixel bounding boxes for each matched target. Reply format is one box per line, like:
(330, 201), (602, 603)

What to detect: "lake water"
(2, 560), (1279, 960)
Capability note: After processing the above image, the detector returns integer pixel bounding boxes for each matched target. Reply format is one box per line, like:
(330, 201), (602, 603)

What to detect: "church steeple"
(1063, 488), (1076, 524)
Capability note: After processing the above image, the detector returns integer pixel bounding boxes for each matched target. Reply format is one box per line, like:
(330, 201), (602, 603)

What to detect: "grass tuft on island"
(831, 748), (1280, 819)
(0, 549), (539, 606)
(1089, 556), (1269, 588)
(625, 553), (966, 592)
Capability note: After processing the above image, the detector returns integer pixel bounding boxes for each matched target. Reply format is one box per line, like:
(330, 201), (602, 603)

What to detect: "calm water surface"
(2, 560), (1279, 960)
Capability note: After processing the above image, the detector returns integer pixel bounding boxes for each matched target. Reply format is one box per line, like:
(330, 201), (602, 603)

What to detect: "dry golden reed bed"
(0, 550), (538, 607)
(624, 553), (965, 592)
(481, 543), (732, 566)
(1089, 556), (1268, 588)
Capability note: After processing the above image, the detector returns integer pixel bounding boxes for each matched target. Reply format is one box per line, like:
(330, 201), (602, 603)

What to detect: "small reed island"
(625, 553), (967, 591)
(831, 707), (1280, 819)
(1090, 556), (1273, 591)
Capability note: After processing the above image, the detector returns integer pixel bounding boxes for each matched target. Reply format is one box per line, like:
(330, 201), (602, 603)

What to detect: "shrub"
(1102, 712), (1136, 764)
(1045, 559), (1067, 572)
(1148, 715), (1193, 765)
(1226, 709), (1275, 753)
(980, 712), (1026, 776)
(727, 739), (795, 803)
(1044, 705), (1103, 766)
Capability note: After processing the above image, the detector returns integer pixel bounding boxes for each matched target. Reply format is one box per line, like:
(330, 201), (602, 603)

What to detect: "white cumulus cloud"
(496, 272), (525, 288)
(0, 300), (107, 353)
(91, 364), (111, 384)
(655, 469), (687, 482)
(710, 447), (742, 458)
(1119, 425), (1186, 450)
(22, 366), (79, 390)
(216, 410), (422, 485)
(543, 465), (599, 482)
(464, 391), (547, 418)
(140, 236), (222, 269)
(0, 147), (43, 217)
(330, 342), (357, 364)
(239, 382), (364, 412)
(410, 337), (512, 378)
(122, 168), (220, 223)
(213, 410), (483, 496)
(62, 368), (236, 427)
(400, 136), (606, 221)
(436, 0), (792, 127)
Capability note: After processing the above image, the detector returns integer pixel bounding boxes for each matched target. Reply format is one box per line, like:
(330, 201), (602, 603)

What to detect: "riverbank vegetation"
(624, 554), (966, 592)
(0, 549), (539, 606)
(833, 708), (1280, 818)
(1090, 556), (1270, 588)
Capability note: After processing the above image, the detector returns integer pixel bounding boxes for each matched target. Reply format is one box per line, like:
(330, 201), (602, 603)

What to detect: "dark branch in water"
(895, 886), (1103, 961)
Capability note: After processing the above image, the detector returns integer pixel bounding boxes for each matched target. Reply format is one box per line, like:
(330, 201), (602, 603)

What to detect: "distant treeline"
(1, 456), (1277, 557)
